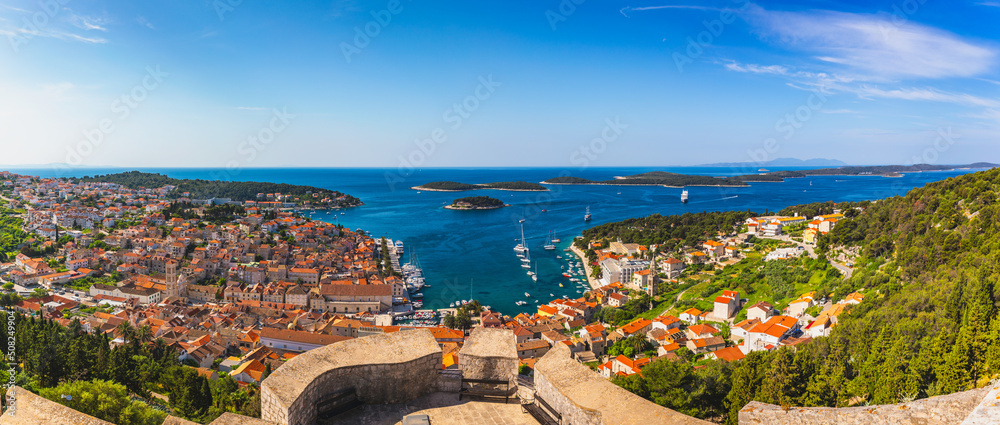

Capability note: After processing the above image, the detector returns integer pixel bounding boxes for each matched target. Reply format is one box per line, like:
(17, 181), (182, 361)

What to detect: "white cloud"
(70, 15), (109, 32)
(743, 5), (997, 79)
(852, 86), (1000, 108)
(621, 5), (724, 17)
(136, 16), (154, 30)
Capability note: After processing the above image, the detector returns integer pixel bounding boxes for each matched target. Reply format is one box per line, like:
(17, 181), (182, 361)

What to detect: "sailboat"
(681, 189), (689, 203)
(543, 231), (556, 250)
(513, 219), (529, 255)
(531, 263), (538, 281)
(551, 231), (560, 243)
(584, 206), (592, 221)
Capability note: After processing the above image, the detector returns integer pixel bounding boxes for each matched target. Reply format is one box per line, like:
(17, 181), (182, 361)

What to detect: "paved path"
(330, 392), (538, 425)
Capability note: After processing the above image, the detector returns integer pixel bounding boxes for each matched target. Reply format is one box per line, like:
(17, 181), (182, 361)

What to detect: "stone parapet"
(436, 369), (463, 393)
(0, 386), (112, 425)
(739, 387), (989, 425)
(458, 327), (518, 384)
(533, 344), (711, 425)
(260, 329), (442, 425)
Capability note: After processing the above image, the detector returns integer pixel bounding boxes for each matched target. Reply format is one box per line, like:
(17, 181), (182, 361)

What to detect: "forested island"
(412, 181), (548, 191)
(76, 171), (363, 208)
(583, 167), (1000, 424)
(542, 163), (998, 188)
(444, 196), (508, 210)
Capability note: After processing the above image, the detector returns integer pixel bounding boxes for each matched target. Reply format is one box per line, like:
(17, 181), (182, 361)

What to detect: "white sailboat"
(513, 219), (529, 254)
(543, 230), (556, 250)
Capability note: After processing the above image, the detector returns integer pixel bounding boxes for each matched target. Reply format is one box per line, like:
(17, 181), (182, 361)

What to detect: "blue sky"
(0, 0), (998, 168)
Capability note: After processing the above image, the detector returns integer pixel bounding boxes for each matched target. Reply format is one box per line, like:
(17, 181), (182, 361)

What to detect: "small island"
(445, 196), (508, 210)
(412, 181), (548, 192)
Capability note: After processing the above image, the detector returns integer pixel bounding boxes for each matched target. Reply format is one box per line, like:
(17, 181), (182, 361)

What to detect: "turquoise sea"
(13, 166), (986, 315)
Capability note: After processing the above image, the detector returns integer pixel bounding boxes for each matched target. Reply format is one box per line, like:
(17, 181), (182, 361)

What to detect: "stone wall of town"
(260, 330), (442, 425)
(458, 327), (518, 384)
(436, 369), (463, 393)
(533, 366), (604, 425)
(533, 344), (712, 425)
(739, 386), (990, 425)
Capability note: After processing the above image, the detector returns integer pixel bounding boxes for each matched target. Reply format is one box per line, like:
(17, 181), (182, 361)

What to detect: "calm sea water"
(12, 166), (984, 314)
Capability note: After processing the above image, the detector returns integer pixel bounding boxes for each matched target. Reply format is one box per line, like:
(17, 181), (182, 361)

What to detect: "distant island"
(76, 171), (363, 208)
(444, 196), (508, 210)
(412, 181), (548, 192)
(700, 157), (848, 167)
(542, 163), (999, 188)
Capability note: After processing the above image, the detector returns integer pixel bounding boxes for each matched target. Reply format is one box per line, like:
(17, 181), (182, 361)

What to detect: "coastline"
(540, 181), (749, 189)
(443, 204), (509, 210)
(411, 185), (548, 192)
(569, 244), (602, 290)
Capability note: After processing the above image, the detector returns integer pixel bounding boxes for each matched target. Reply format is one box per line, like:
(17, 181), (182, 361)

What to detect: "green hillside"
(605, 168), (1000, 424)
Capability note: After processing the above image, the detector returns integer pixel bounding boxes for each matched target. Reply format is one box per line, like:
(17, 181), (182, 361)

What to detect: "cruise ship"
(681, 190), (689, 203)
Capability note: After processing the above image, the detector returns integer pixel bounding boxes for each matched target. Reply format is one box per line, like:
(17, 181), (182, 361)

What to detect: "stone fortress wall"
(533, 343), (713, 425)
(458, 327), (518, 384)
(260, 329), (442, 425)
(740, 382), (1000, 425)
(3, 325), (998, 425)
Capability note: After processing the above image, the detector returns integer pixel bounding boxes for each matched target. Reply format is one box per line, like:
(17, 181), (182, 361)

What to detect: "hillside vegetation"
(603, 168), (1000, 424)
(77, 171), (362, 207)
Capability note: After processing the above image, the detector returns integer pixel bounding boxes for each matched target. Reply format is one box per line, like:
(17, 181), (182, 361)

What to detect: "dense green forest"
(417, 181), (548, 191)
(608, 168), (1000, 424)
(4, 315), (260, 424)
(575, 210), (759, 252)
(76, 171), (362, 207)
(448, 196), (506, 209)
(163, 202), (247, 225)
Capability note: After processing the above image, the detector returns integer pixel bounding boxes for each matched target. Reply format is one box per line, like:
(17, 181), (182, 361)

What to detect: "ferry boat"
(395, 240), (404, 254)
(681, 190), (689, 203)
(584, 206), (592, 221)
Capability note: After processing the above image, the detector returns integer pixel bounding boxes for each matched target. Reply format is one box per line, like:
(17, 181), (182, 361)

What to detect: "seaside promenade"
(569, 244), (602, 290)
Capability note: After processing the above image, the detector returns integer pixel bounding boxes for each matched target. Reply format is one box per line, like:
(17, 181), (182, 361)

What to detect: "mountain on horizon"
(700, 157), (848, 168)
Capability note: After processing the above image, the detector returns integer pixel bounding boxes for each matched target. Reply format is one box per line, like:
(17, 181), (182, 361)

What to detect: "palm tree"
(136, 324), (154, 345)
(115, 322), (136, 344)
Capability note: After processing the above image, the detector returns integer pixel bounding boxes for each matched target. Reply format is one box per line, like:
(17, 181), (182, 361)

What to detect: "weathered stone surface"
(739, 387), (989, 425)
(208, 412), (281, 425)
(261, 329), (442, 425)
(459, 327), (517, 384)
(162, 416), (200, 425)
(0, 386), (112, 425)
(961, 383), (1000, 424)
(436, 369), (463, 393)
(533, 344), (711, 425)
(327, 391), (539, 425)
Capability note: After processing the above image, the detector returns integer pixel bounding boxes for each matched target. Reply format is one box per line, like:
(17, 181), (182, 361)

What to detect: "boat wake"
(688, 195), (738, 204)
